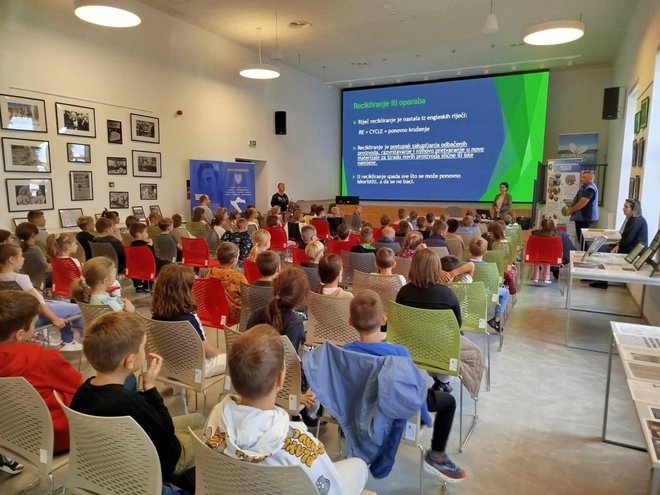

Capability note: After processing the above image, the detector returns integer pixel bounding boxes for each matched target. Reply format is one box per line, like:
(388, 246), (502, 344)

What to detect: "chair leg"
(418, 445), (424, 495)
(459, 377), (479, 452)
(484, 334), (491, 391)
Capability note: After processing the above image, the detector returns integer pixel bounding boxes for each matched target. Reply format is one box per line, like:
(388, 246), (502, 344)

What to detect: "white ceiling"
(137, 0), (636, 86)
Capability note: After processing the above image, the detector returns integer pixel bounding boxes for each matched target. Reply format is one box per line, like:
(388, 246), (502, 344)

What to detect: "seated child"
(445, 218), (465, 248)
(221, 217), (252, 262)
(72, 257), (134, 313)
(253, 250), (280, 286)
(394, 221), (411, 242)
(379, 214), (391, 228)
(76, 215), (96, 261)
(158, 217), (183, 260)
(0, 290), (83, 455)
(247, 229), (271, 262)
(129, 222), (164, 292)
(46, 233), (82, 268)
(151, 264), (225, 377)
(317, 254), (352, 298)
(335, 223), (351, 242)
(298, 224), (318, 249)
(15, 222), (51, 287)
(416, 216), (429, 239)
(350, 226), (376, 253)
(287, 209), (304, 245)
(93, 217), (126, 273)
(27, 210), (49, 250)
(426, 220), (449, 248)
(399, 231), (426, 259)
(302, 240), (324, 267)
(71, 312), (205, 483)
(344, 290), (466, 482)
(203, 324), (369, 495)
(440, 255), (474, 283)
(207, 242), (248, 324)
(373, 247), (406, 286)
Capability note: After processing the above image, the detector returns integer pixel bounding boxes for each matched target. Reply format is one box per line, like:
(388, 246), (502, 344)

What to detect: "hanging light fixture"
(240, 27), (281, 80)
(523, 19), (585, 45)
(270, 9), (283, 60)
(73, 0), (141, 28)
(481, 0), (499, 34)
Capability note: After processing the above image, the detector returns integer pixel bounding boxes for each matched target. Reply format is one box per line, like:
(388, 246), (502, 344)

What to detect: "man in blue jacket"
(568, 170), (599, 247)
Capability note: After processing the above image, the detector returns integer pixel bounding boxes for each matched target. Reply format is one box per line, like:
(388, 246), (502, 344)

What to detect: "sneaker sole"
(0, 465), (24, 475)
(423, 459), (465, 483)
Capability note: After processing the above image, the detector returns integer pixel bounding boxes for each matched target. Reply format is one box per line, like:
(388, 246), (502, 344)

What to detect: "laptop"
(475, 209), (492, 220)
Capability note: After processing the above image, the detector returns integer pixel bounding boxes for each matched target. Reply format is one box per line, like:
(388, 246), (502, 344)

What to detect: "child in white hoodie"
(203, 324), (368, 495)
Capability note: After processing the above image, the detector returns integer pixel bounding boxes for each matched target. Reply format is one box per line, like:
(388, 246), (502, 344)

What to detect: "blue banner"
(189, 160), (255, 214)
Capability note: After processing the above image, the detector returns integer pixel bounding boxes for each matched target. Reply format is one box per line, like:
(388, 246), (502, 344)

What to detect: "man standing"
(568, 170), (598, 247)
(270, 182), (289, 213)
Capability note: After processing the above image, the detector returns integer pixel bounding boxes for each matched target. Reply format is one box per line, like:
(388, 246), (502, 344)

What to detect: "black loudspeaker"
(275, 111), (287, 134)
(602, 87), (623, 120)
(336, 195), (359, 205)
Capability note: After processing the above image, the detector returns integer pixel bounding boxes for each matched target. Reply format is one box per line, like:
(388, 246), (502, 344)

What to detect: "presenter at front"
(270, 182), (289, 213)
(567, 171), (598, 247)
(492, 182), (512, 219)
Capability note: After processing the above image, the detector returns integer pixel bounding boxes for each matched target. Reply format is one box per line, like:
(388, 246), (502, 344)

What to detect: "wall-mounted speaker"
(602, 87), (624, 120)
(275, 111), (287, 134)
(336, 195), (359, 205)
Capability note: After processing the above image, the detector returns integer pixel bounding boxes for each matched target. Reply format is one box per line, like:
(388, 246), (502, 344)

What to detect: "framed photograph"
(149, 205), (162, 217)
(109, 191), (129, 209)
(12, 218), (27, 227)
(107, 156), (128, 175)
(94, 213), (103, 220)
(634, 111), (641, 134)
(2, 137), (50, 173)
(632, 139), (638, 168)
(132, 205), (147, 222)
(67, 142), (91, 163)
(640, 97), (650, 129)
(634, 175), (641, 200)
(0, 94), (47, 132)
(638, 137), (646, 168)
(132, 150), (161, 177)
(130, 113), (160, 143)
(59, 208), (84, 228)
(55, 102), (96, 138)
(628, 177), (635, 199)
(5, 178), (54, 212)
(140, 183), (158, 200)
(70, 171), (94, 201)
(107, 119), (123, 144)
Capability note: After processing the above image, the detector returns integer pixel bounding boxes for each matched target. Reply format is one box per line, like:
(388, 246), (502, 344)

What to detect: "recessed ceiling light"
(288, 20), (312, 29)
(73, 0), (141, 28)
(523, 20), (585, 46)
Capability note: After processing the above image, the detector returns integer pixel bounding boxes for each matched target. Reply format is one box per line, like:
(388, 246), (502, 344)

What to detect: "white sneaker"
(60, 341), (83, 352)
(34, 330), (62, 348)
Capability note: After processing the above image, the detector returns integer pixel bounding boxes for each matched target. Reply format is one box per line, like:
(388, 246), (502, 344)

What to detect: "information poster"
(189, 160), (255, 213)
(545, 158), (582, 222)
(558, 132), (598, 166)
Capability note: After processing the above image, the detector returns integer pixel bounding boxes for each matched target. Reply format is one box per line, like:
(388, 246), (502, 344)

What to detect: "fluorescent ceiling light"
(240, 64), (281, 80)
(523, 20), (585, 46)
(74, 0), (141, 28)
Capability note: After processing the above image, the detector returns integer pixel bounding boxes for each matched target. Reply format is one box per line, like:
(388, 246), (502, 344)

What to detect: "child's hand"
(438, 271), (453, 283)
(51, 317), (66, 328)
(143, 353), (163, 390)
(122, 298), (135, 313)
(301, 389), (316, 408)
(147, 238), (153, 246)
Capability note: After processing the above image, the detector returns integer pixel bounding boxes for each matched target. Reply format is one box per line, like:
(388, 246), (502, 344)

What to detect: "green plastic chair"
(447, 282), (491, 391)
(146, 225), (161, 238)
(387, 302), (478, 451)
(472, 262), (506, 350)
(483, 249), (505, 276)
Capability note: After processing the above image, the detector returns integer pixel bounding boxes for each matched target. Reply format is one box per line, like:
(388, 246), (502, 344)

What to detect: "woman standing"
(492, 182), (512, 219)
(270, 182), (289, 213)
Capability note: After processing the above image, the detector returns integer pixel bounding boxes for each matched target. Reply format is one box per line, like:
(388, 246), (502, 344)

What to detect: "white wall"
(0, 0), (340, 229)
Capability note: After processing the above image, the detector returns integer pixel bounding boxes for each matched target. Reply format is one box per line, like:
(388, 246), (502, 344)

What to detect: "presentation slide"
(341, 71), (549, 202)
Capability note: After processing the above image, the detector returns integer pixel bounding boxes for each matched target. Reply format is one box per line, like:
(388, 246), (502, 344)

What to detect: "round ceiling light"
(523, 20), (585, 46)
(74, 0), (141, 28)
(240, 64), (281, 80)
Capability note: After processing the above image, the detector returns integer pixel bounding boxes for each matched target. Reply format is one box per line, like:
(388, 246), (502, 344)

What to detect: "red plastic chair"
(266, 227), (289, 250)
(193, 278), (234, 328)
(310, 219), (331, 240)
(182, 237), (219, 268)
(372, 227), (383, 241)
(524, 235), (563, 281)
(348, 232), (361, 245)
(51, 258), (81, 298)
(292, 248), (309, 266)
(124, 246), (157, 283)
(556, 225), (567, 232)
(242, 258), (262, 284)
(326, 239), (355, 256)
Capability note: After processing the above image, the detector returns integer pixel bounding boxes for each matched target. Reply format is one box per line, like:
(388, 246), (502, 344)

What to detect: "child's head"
(252, 229), (271, 250)
(147, 211), (161, 227)
(150, 264), (196, 317)
(359, 226), (373, 245)
(305, 241), (324, 263)
(0, 244), (22, 270)
(440, 255), (463, 272)
(349, 289), (384, 334)
(461, 215), (473, 227)
(216, 242), (239, 266)
(102, 210), (120, 225)
(46, 233), (76, 258)
(77, 215), (95, 232)
(469, 236), (488, 257)
(265, 215), (279, 228)
(95, 217), (114, 235)
(15, 222), (39, 247)
(375, 247), (396, 270)
(300, 225), (317, 244)
(318, 253), (343, 285)
(124, 215), (140, 231)
(432, 220), (448, 236)
(381, 227), (395, 241)
(0, 229), (13, 244)
(402, 231), (424, 251)
(336, 223), (350, 240)
(235, 218), (249, 232)
(416, 217), (427, 231)
(540, 217), (556, 235)
(502, 214), (514, 225)
(129, 222), (148, 240)
(83, 312), (146, 374)
(0, 291), (40, 342)
(244, 207), (257, 221)
(397, 208), (407, 221)
(157, 217), (173, 233)
(71, 257), (117, 302)
(192, 207), (205, 222)
(446, 218), (460, 233)
(228, 324), (284, 401)
(408, 248), (442, 288)
(409, 210), (418, 221)
(256, 250), (280, 277)
(228, 210), (240, 222)
(379, 214), (391, 227)
(172, 214), (183, 228)
(487, 221), (505, 241)
(27, 210), (45, 227)
(214, 207), (227, 220)
(425, 212), (436, 224)
(293, 210), (304, 222)
(270, 266), (309, 313)
(397, 222), (411, 236)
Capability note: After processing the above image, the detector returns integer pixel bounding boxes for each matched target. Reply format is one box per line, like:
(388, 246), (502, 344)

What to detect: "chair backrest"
(241, 258), (262, 284)
(0, 280), (24, 292)
(73, 239), (87, 264)
(524, 235), (563, 265)
(306, 291), (357, 346)
(446, 282), (489, 334)
(301, 265), (322, 292)
(76, 301), (115, 330)
(352, 270), (403, 316)
(445, 238), (464, 258)
(428, 246), (449, 258)
(20, 248), (47, 290)
(193, 278), (233, 328)
(153, 235), (178, 262)
(310, 219), (331, 240)
(182, 237), (213, 267)
(344, 214), (362, 232)
(457, 231), (478, 248)
(55, 392), (161, 495)
(277, 336), (304, 415)
(326, 239), (355, 256)
(120, 232), (133, 246)
(146, 225), (161, 238)
(238, 282), (273, 331)
(374, 241), (401, 254)
(386, 302), (461, 376)
(472, 263), (500, 303)
(139, 314), (207, 391)
(0, 377), (55, 477)
(196, 229), (221, 256)
(191, 430), (319, 495)
(124, 245), (157, 282)
(483, 249), (505, 276)
(372, 227), (383, 241)
(348, 251), (377, 274)
(266, 227), (288, 250)
(51, 257), (82, 297)
(291, 248), (308, 266)
(493, 240), (514, 265)
(188, 221), (207, 235)
(90, 242), (119, 267)
(392, 256), (412, 280)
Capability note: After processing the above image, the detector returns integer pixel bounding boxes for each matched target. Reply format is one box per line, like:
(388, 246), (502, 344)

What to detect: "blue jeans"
(496, 287), (510, 317)
(36, 301), (82, 344)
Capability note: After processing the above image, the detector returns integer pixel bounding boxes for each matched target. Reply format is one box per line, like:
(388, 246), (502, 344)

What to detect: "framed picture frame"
(132, 205), (147, 222)
(132, 150), (162, 177)
(12, 218), (28, 227)
(94, 213), (103, 220)
(638, 137), (645, 168)
(0, 94), (47, 132)
(640, 97), (650, 129)
(109, 191), (129, 209)
(6, 178), (54, 212)
(107, 156), (128, 175)
(70, 171), (94, 201)
(67, 142), (91, 163)
(629, 177), (635, 199)
(59, 208), (84, 228)
(140, 183), (158, 200)
(2, 137), (51, 173)
(55, 102), (96, 138)
(634, 111), (641, 134)
(130, 113), (160, 143)
(633, 175), (641, 200)
(631, 139), (638, 168)
(149, 205), (162, 217)
(107, 119), (123, 144)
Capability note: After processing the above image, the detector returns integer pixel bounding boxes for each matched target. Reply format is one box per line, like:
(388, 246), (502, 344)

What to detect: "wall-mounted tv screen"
(341, 71), (549, 202)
